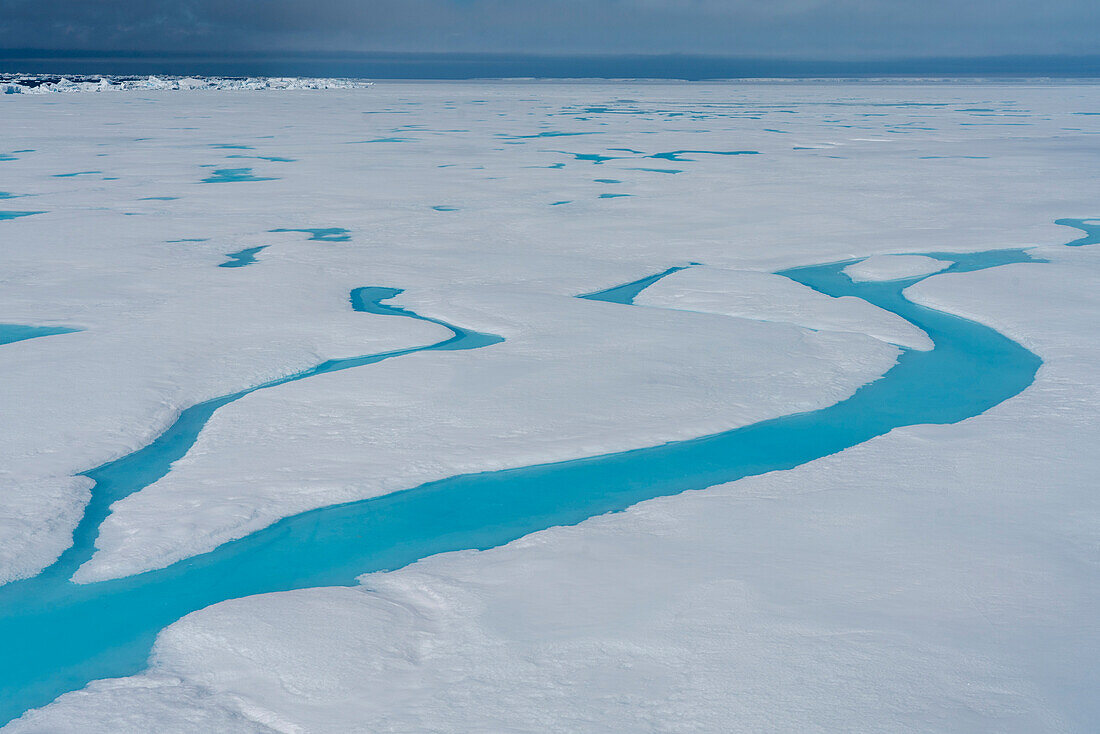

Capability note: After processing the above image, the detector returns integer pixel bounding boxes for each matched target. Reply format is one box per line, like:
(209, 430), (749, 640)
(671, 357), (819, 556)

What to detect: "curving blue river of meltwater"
(0, 230), (1077, 725)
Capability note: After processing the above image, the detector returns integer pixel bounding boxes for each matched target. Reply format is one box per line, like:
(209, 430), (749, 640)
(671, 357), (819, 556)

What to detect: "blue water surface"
(201, 168), (276, 184)
(647, 150), (759, 161)
(553, 152), (622, 164)
(218, 246), (267, 268)
(1055, 218), (1100, 247)
(0, 324), (80, 346)
(502, 132), (598, 139)
(269, 227), (351, 242)
(579, 265), (692, 303)
(225, 155), (297, 163)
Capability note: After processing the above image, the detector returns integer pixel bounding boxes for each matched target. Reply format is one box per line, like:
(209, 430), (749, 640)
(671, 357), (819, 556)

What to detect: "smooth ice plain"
(1, 81), (1099, 732)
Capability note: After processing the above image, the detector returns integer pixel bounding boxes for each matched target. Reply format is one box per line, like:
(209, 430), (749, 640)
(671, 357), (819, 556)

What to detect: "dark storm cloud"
(1, 0), (1097, 57)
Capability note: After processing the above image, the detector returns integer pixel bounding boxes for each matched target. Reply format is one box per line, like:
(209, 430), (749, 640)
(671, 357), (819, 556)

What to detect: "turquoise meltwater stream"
(3, 221), (1091, 725)
(0, 325), (80, 347)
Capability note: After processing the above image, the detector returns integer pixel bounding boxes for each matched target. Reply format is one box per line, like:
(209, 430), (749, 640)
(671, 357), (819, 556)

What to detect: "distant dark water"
(1, 51), (1098, 79)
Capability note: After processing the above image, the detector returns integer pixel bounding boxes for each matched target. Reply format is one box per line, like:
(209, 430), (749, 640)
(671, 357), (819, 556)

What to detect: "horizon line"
(2, 51), (1098, 80)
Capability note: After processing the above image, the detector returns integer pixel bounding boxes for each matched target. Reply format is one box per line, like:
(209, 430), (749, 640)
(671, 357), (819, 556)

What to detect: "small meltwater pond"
(200, 168), (277, 183)
(0, 221), (1091, 725)
(218, 246), (267, 268)
(269, 227), (351, 242)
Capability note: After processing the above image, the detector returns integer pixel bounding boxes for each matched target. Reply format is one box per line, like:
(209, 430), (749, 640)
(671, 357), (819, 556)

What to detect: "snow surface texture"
(1, 75), (371, 94)
(1, 81), (1098, 729)
(843, 254), (951, 282)
(11, 246), (1100, 733)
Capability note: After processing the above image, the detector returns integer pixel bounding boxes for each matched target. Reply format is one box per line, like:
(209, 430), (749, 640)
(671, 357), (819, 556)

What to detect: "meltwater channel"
(0, 239), (1059, 725)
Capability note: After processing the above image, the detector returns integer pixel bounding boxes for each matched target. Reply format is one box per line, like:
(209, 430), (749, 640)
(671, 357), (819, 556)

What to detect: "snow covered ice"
(1, 80), (1098, 732)
(843, 253), (951, 282)
(1, 74), (370, 95)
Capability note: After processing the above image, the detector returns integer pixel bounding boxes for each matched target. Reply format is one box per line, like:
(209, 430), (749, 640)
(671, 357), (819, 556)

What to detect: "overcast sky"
(2, 0), (1097, 58)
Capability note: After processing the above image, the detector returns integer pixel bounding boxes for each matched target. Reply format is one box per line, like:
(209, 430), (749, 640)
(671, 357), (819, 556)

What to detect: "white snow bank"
(635, 265), (933, 350)
(75, 286), (899, 582)
(1, 75), (371, 95)
(0, 477), (91, 584)
(13, 246), (1099, 733)
(843, 254), (950, 282)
